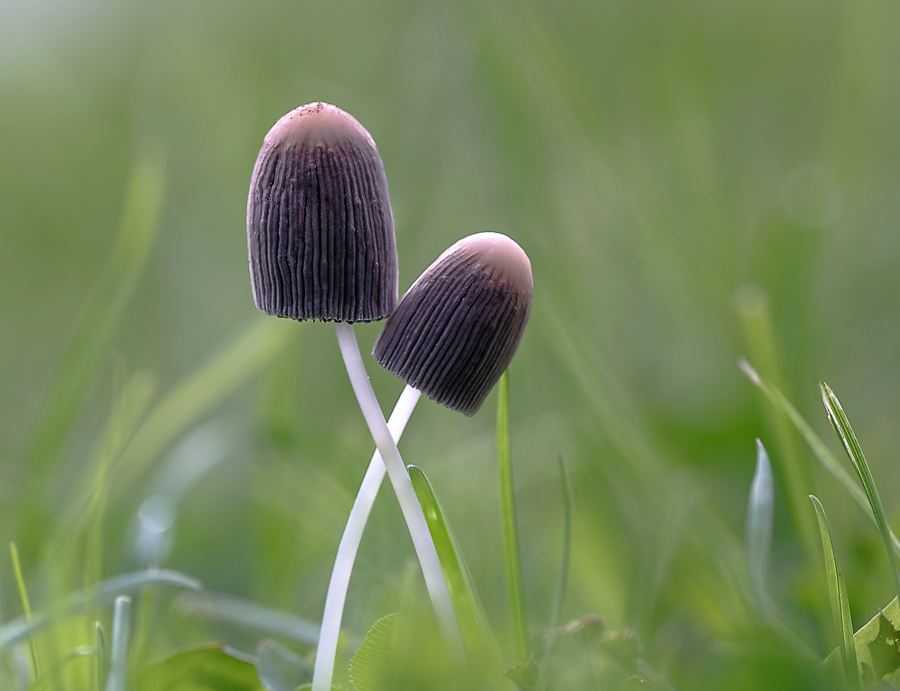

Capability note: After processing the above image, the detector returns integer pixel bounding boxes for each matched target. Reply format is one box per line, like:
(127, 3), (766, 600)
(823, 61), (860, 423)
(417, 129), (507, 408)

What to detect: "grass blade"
(497, 370), (528, 662)
(745, 440), (774, 615)
(810, 495), (858, 689)
(94, 622), (107, 691)
(738, 359), (900, 560)
(105, 596), (132, 691)
(820, 382), (900, 603)
(10, 541), (41, 680)
(174, 590), (320, 645)
(407, 465), (503, 671)
(735, 285), (818, 568)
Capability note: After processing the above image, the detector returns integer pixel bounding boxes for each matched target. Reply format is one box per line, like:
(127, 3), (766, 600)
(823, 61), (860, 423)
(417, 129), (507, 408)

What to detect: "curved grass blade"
(497, 370), (528, 662)
(174, 591), (320, 646)
(820, 382), (900, 604)
(407, 466), (503, 671)
(0, 569), (201, 649)
(810, 495), (858, 689)
(739, 359), (900, 559)
(745, 440), (774, 616)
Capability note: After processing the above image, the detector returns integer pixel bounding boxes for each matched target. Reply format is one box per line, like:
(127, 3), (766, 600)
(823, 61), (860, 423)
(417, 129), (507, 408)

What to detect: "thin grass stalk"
(105, 596), (131, 691)
(333, 322), (463, 659)
(810, 495), (858, 689)
(10, 542), (40, 680)
(820, 383), (900, 604)
(497, 371), (528, 662)
(94, 622), (106, 691)
(312, 384), (422, 691)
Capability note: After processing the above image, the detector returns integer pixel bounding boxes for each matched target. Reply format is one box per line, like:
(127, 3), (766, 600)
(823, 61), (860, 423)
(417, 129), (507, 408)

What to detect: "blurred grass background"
(2, 0), (900, 688)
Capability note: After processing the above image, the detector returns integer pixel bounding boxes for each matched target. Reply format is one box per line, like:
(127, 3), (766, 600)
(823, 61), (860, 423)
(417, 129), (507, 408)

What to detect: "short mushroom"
(246, 103), (462, 689)
(374, 232), (533, 415)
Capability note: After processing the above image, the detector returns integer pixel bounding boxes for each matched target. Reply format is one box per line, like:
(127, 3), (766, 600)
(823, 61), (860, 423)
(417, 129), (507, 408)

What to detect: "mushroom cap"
(247, 102), (398, 323)
(373, 232), (533, 416)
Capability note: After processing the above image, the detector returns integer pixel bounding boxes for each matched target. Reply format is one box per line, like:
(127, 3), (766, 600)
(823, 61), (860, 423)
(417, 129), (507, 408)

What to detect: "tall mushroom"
(246, 103), (462, 682)
(311, 232), (533, 691)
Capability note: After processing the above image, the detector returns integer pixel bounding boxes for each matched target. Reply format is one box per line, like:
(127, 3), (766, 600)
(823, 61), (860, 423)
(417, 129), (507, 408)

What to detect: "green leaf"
(810, 495), (857, 689)
(407, 465), (502, 668)
(827, 598), (900, 687)
(745, 440), (774, 615)
(820, 382), (900, 604)
(136, 644), (264, 691)
(255, 639), (312, 691)
(497, 370), (529, 662)
(348, 614), (398, 691)
(739, 360), (900, 560)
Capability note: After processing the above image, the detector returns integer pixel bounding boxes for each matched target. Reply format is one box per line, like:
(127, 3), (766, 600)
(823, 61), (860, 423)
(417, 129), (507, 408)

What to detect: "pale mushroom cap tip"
(433, 232), (533, 295)
(263, 102), (377, 150)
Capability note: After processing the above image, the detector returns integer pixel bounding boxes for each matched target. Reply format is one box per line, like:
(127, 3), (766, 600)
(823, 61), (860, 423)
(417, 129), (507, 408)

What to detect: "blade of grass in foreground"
(497, 370), (528, 663)
(810, 495), (857, 689)
(738, 359), (900, 559)
(408, 465), (504, 676)
(820, 383), (900, 604)
(745, 440), (774, 617)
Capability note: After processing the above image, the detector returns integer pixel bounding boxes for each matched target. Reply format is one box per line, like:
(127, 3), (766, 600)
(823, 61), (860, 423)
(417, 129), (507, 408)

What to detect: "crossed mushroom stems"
(247, 102), (533, 690)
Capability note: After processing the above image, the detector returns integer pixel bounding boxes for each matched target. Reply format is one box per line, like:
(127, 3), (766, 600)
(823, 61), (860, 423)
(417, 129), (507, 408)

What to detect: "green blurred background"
(2, 0), (900, 688)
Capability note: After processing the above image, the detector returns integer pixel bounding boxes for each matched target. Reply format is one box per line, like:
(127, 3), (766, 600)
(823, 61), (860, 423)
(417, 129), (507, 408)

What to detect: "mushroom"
(247, 101), (397, 322)
(246, 103), (462, 687)
(374, 232), (533, 415)
(312, 233), (533, 690)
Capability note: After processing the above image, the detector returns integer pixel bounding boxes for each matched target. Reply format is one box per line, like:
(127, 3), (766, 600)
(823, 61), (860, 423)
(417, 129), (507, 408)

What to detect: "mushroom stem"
(312, 383), (421, 691)
(333, 322), (464, 659)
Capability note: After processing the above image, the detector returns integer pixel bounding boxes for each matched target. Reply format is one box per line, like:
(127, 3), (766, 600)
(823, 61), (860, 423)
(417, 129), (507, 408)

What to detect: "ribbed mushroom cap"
(247, 102), (398, 322)
(373, 233), (533, 416)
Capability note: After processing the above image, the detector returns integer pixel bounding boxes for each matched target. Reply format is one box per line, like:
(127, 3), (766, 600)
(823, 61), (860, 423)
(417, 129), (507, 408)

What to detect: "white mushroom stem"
(312, 383), (421, 691)
(333, 322), (464, 659)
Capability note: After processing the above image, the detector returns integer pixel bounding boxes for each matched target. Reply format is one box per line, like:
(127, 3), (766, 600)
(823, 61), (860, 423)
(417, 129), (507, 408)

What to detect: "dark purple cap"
(247, 102), (398, 322)
(373, 233), (533, 416)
